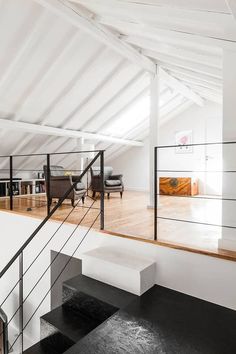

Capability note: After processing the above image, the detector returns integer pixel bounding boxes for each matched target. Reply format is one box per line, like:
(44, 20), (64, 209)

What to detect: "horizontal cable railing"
(154, 141), (236, 241)
(0, 150), (102, 214)
(0, 149), (105, 353)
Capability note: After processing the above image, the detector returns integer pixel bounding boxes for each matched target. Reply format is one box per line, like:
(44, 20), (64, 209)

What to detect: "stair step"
(81, 247), (156, 295)
(41, 305), (100, 344)
(23, 304), (101, 354)
(63, 274), (136, 322)
(23, 332), (72, 354)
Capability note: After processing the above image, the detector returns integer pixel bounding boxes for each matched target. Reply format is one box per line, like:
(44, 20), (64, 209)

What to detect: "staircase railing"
(0, 149), (105, 353)
(0, 308), (8, 354)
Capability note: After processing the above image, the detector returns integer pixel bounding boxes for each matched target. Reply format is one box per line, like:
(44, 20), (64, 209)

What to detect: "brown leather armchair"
(43, 165), (86, 207)
(90, 166), (124, 198)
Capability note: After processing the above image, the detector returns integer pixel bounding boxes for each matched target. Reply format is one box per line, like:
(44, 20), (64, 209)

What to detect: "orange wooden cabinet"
(159, 177), (199, 196)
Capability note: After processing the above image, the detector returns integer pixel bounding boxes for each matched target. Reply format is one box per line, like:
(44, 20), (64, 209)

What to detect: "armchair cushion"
(91, 166), (113, 180)
(108, 174), (123, 180)
(105, 179), (121, 187)
(70, 176), (85, 191)
(50, 165), (64, 177)
(74, 182), (85, 191)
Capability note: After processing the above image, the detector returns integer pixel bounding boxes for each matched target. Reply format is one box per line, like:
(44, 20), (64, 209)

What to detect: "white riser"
(81, 247), (156, 295)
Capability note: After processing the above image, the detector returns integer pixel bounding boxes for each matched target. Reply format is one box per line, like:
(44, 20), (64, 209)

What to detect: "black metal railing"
(154, 141), (236, 242)
(0, 308), (8, 354)
(0, 149), (103, 215)
(0, 149), (105, 353)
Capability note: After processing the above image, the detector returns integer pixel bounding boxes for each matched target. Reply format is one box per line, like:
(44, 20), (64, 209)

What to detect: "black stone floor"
(65, 285), (236, 354)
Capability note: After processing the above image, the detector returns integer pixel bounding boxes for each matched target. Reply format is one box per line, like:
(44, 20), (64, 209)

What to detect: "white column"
(218, 49), (236, 251)
(148, 65), (160, 207)
(76, 137), (84, 173)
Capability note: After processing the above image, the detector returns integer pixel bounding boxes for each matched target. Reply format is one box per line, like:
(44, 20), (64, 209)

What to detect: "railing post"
(0, 308), (8, 354)
(19, 252), (24, 353)
(9, 156), (13, 211)
(46, 154), (50, 216)
(100, 151), (104, 230)
(154, 147), (157, 241)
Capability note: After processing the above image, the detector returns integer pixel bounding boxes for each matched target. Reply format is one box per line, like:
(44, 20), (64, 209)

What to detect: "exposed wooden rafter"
(142, 49), (222, 79)
(34, 0), (156, 73)
(34, 0), (204, 106)
(0, 118), (143, 146)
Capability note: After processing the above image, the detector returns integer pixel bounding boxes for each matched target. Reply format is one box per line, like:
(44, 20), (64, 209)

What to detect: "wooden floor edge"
(101, 230), (236, 263)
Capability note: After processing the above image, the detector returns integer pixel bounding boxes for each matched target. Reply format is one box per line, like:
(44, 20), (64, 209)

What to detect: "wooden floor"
(1, 191), (236, 261)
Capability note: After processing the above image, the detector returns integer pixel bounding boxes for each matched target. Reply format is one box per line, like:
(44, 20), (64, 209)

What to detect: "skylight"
(100, 88), (184, 138)
(101, 95), (150, 137)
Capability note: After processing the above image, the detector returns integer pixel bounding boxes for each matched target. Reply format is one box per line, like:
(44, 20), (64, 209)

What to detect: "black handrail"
(0, 149), (101, 159)
(0, 150), (103, 278)
(155, 140), (236, 149)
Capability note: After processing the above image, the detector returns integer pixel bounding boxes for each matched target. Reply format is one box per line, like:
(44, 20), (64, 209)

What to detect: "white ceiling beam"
(74, 0), (232, 27)
(99, 17), (234, 52)
(226, 0), (236, 21)
(91, 0), (229, 13)
(0, 118), (143, 146)
(34, 0), (156, 74)
(143, 49), (222, 78)
(174, 78), (222, 94)
(171, 72), (222, 91)
(34, 0), (203, 106)
(159, 68), (204, 106)
(122, 35), (222, 68)
(190, 86), (222, 104)
(158, 63), (223, 86)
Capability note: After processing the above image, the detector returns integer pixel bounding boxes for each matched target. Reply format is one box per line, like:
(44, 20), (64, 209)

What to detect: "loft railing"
(0, 150), (104, 353)
(154, 141), (236, 242)
(0, 149), (103, 215)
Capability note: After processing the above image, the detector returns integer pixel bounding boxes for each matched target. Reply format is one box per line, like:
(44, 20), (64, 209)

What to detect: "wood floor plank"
(0, 191), (235, 261)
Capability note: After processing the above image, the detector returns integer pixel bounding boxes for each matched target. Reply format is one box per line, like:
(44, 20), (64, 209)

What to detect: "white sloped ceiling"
(0, 0), (225, 172)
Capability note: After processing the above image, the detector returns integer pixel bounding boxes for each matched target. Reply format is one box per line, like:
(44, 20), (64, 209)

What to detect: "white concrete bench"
(81, 247), (156, 295)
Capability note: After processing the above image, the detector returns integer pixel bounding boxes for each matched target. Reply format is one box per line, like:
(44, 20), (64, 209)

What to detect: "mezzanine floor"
(0, 191), (235, 261)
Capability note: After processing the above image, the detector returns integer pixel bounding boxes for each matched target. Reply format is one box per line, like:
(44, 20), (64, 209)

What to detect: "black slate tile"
(63, 274), (136, 310)
(23, 332), (72, 354)
(41, 305), (100, 343)
(64, 285), (236, 354)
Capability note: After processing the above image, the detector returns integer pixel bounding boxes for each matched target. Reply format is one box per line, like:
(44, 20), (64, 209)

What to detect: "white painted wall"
(110, 101), (222, 195)
(110, 137), (150, 192)
(0, 211), (235, 352)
